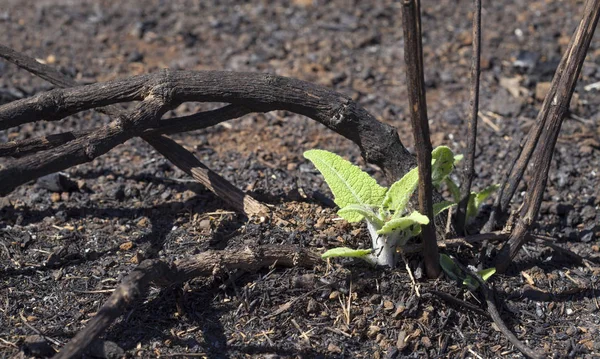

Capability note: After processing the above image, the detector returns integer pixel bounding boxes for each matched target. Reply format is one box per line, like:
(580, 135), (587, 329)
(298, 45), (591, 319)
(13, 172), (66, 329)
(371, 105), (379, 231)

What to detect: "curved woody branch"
(0, 69), (415, 195)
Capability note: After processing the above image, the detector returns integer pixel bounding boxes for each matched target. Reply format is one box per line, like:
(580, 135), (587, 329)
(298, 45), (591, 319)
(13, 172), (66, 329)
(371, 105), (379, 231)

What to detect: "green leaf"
(477, 267), (496, 281)
(462, 267), (496, 290)
(431, 146), (456, 187)
(441, 254), (496, 290)
(439, 254), (463, 281)
(304, 150), (387, 210)
(462, 276), (479, 290)
(474, 184), (500, 209)
(466, 184), (500, 220)
(322, 247), (372, 259)
(382, 167), (418, 214)
(433, 201), (456, 216)
(453, 154), (464, 165)
(377, 211), (429, 235)
(445, 177), (461, 203)
(338, 204), (384, 226)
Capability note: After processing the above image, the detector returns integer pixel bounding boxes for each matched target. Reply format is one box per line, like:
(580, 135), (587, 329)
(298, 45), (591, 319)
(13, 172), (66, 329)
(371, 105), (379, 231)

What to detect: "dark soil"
(1, 0), (600, 358)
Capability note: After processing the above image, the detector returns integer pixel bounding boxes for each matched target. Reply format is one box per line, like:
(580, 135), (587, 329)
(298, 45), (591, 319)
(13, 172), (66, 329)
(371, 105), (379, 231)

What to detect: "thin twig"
(144, 134), (269, 217)
(20, 312), (62, 347)
(482, 143), (523, 232)
(52, 245), (321, 359)
(0, 105), (251, 158)
(402, 232), (503, 254)
(401, 252), (421, 297)
(401, 0), (439, 278)
(428, 290), (490, 318)
(456, 0), (482, 233)
(450, 258), (544, 359)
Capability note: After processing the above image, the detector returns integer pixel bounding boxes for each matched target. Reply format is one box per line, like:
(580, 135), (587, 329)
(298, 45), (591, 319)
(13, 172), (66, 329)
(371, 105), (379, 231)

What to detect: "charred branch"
(456, 0), (482, 233)
(494, 0), (600, 272)
(52, 245), (321, 359)
(401, 0), (440, 278)
(0, 69), (414, 193)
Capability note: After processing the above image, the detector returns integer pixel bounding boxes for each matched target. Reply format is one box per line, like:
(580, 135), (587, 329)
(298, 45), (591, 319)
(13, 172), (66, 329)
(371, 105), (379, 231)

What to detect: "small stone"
(124, 187), (140, 198)
(53, 268), (63, 281)
(160, 190), (171, 200)
(137, 217), (149, 227)
(383, 300), (395, 311)
(111, 186), (125, 201)
(286, 162), (297, 171)
(367, 325), (380, 338)
(393, 304), (406, 318)
(396, 330), (407, 350)
(50, 192), (61, 203)
(354, 316), (367, 329)
(23, 335), (55, 357)
(127, 50), (144, 63)
(37, 172), (78, 192)
(385, 348), (400, 359)
(421, 336), (432, 348)
(329, 291), (340, 300)
(306, 298), (319, 314)
(60, 192), (69, 202)
(77, 180), (88, 191)
(581, 205), (597, 222)
(292, 274), (315, 288)
(327, 343), (341, 353)
(489, 88), (522, 116)
(198, 219), (211, 230)
(315, 216), (326, 229)
(369, 294), (382, 304)
(119, 241), (134, 251)
(131, 252), (143, 264)
(566, 308), (574, 315)
(85, 339), (124, 359)
(513, 50), (539, 70)
(580, 231), (594, 243)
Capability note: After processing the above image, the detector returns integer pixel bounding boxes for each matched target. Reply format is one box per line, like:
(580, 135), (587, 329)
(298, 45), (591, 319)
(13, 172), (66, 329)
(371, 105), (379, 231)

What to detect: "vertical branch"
(495, 0), (600, 273)
(456, 0), (482, 233)
(401, 0), (439, 278)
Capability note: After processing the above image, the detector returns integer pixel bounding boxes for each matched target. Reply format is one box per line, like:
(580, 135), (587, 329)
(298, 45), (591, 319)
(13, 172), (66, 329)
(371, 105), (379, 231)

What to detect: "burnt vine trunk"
(0, 70), (416, 195)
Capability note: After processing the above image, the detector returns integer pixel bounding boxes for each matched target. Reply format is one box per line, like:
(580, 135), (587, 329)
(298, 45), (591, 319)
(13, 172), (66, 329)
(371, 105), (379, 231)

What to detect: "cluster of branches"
(1, 0), (599, 357)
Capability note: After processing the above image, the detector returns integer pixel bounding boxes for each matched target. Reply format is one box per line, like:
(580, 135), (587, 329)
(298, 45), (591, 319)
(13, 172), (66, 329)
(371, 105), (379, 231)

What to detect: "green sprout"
(303, 147), (454, 267)
(439, 254), (496, 290)
(443, 154), (499, 223)
(303, 145), (498, 267)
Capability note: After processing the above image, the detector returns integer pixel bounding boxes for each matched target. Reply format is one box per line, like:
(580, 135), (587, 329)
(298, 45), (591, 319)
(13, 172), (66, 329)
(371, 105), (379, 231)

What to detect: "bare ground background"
(1, 0), (599, 358)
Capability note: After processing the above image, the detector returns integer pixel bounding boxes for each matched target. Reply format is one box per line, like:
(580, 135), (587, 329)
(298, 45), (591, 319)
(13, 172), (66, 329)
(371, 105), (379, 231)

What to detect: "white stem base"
(366, 222), (401, 267)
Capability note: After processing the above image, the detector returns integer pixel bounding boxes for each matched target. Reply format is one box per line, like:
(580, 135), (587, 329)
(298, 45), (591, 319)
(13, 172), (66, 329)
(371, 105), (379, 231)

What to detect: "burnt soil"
(1, 0), (600, 358)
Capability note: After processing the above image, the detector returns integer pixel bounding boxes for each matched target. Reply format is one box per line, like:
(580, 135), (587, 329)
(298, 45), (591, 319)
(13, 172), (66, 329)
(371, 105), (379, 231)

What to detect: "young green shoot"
(441, 151), (499, 224)
(304, 148), (454, 267)
(439, 253), (496, 290)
